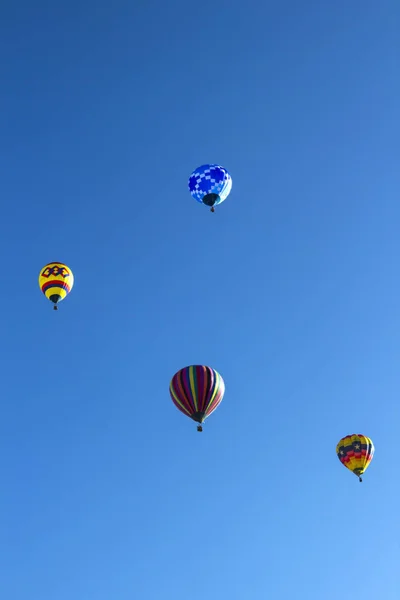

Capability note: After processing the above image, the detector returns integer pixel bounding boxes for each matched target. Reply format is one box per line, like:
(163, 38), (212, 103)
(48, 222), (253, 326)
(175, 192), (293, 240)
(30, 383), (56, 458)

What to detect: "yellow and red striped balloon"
(38, 262), (74, 310)
(336, 434), (374, 482)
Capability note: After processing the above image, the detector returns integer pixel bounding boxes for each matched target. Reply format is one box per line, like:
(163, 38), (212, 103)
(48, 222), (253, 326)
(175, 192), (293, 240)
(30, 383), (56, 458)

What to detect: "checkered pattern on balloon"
(188, 164), (232, 208)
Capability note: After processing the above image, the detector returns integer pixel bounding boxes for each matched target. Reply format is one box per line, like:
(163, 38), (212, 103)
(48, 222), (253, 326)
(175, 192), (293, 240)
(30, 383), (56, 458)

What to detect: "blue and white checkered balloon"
(188, 164), (232, 208)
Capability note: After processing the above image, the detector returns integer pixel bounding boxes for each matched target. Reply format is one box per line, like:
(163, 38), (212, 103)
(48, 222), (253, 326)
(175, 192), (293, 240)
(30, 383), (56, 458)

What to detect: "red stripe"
(41, 279), (71, 293)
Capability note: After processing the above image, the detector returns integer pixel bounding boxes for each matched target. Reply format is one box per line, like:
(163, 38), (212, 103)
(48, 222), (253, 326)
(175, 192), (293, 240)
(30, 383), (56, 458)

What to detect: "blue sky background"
(0, 1), (399, 598)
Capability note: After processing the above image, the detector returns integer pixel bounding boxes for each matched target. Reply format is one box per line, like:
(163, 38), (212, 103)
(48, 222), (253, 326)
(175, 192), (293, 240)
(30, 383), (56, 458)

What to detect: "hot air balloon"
(169, 365), (225, 431)
(188, 164), (232, 212)
(38, 262), (74, 310)
(336, 434), (374, 482)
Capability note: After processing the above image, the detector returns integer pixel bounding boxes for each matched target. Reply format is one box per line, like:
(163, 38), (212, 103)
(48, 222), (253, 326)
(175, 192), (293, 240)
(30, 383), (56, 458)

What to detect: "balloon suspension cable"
(197, 425), (203, 432)
(359, 476), (363, 483)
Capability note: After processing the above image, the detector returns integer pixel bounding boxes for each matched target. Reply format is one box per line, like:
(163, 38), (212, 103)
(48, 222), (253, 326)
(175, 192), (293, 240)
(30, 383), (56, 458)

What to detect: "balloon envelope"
(188, 164), (232, 208)
(336, 434), (374, 480)
(169, 365), (225, 425)
(38, 262), (74, 307)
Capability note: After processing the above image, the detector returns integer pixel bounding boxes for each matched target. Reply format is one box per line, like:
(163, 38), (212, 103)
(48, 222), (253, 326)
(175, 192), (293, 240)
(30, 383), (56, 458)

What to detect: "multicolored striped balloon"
(169, 365), (225, 431)
(38, 262), (74, 310)
(336, 434), (374, 482)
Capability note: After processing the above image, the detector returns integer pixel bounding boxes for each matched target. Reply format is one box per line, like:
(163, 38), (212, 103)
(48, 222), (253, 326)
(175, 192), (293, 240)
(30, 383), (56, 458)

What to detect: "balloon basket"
(197, 425), (203, 432)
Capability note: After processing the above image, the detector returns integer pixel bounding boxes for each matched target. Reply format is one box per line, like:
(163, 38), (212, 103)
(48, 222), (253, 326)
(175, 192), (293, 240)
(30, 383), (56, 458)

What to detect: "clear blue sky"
(0, 1), (399, 598)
